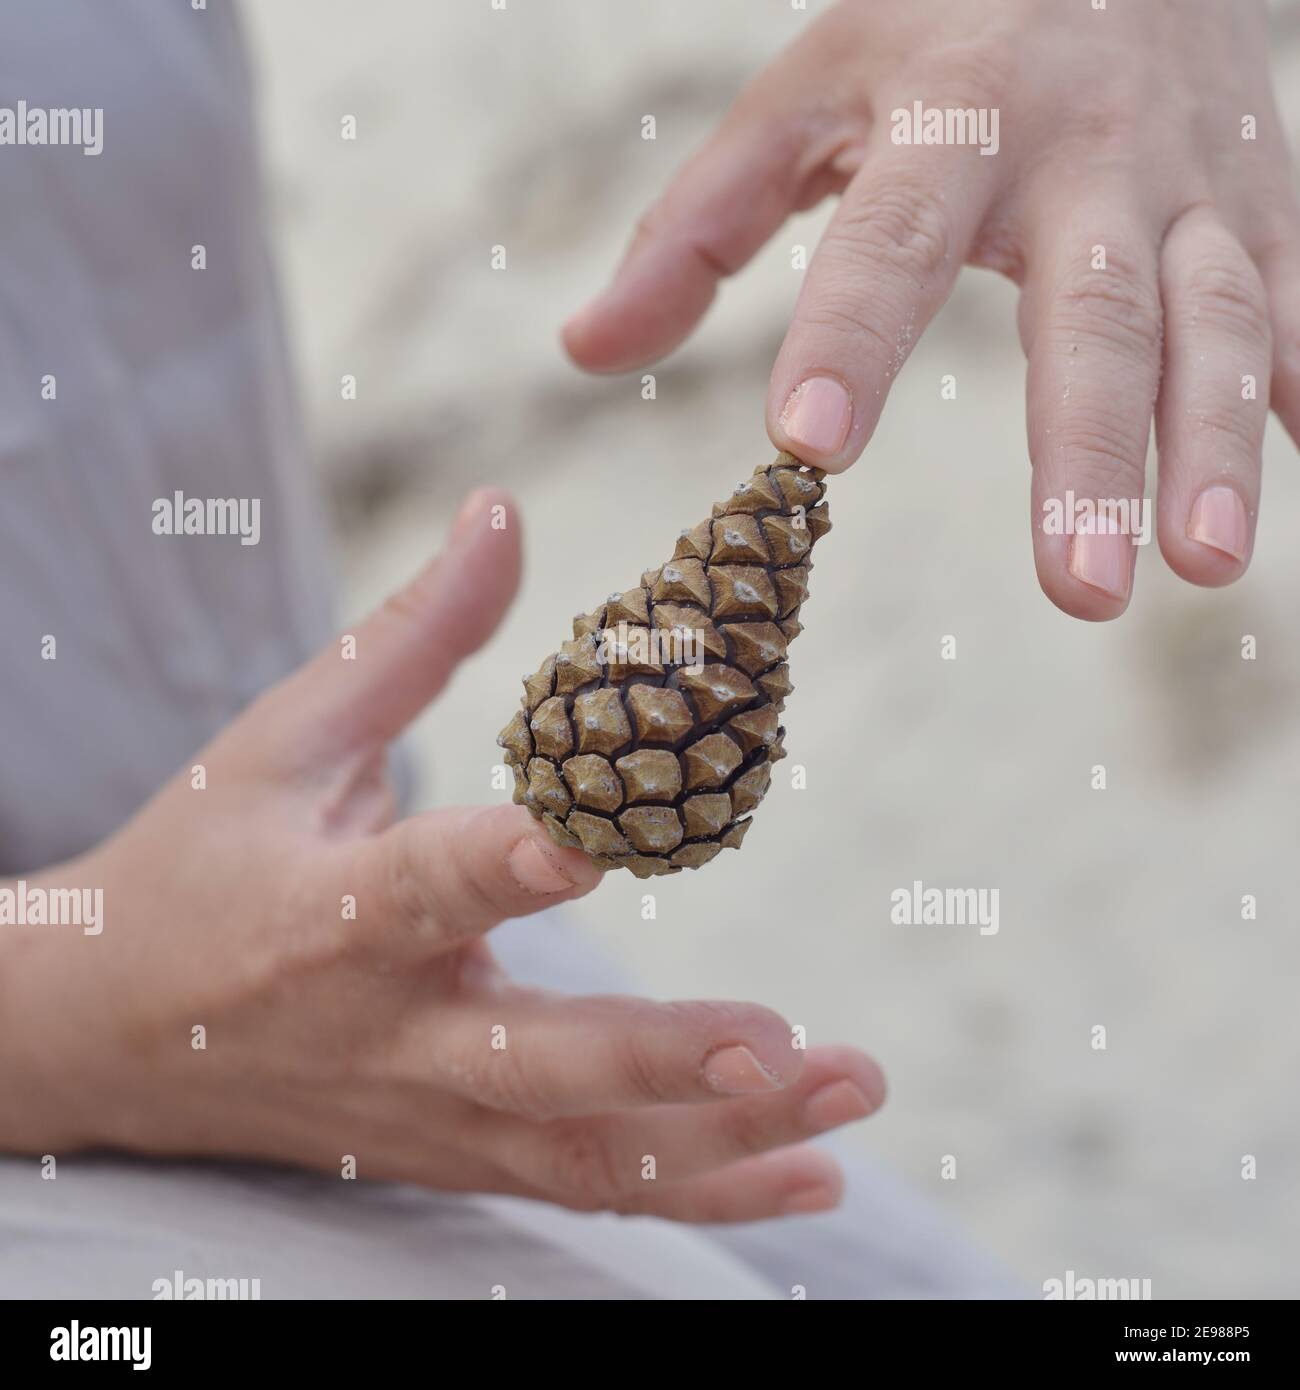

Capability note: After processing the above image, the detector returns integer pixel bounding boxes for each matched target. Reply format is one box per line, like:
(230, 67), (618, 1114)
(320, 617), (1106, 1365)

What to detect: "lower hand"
(0, 490), (884, 1223)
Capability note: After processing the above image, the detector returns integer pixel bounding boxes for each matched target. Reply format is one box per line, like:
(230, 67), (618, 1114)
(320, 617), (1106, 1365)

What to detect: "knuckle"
(299, 914), (357, 972)
(797, 297), (898, 371)
(379, 569), (439, 631)
(385, 821), (499, 944)
(1184, 402), (1261, 455)
(476, 1049), (556, 1121)
(633, 199), (663, 237)
(426, 814), (507, 931)
(544, 1123), (627, 1207)
(915, 40), (1012, 111)
(630, 198), (684, 264)
(1177, 256), (1270, 350)
(435, 871), (499, 943)
(722, 1101), (776, 1157)
(1058, 104), (1140, 152)
(379, 586), (422, 627)
(281, 866), (352, 967)
(610, 1025), (675, 1106)
(448, 848), (502, 923)
(385, 824), (439, 934)
(631, 201), (664, 249)
(1041, 427), (1146, 495)
(1050, 258), (1162, 357)
(830, 182), (953, 288)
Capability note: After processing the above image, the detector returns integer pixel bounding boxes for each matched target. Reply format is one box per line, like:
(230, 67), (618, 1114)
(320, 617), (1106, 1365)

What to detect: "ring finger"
(1156, 205), (1270, 582)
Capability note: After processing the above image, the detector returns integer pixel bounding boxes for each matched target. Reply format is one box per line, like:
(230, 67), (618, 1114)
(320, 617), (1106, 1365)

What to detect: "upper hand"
(564, 0), (1300, 620)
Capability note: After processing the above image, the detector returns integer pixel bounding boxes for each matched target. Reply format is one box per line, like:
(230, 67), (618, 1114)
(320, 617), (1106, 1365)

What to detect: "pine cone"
(496, 452), (830, 878)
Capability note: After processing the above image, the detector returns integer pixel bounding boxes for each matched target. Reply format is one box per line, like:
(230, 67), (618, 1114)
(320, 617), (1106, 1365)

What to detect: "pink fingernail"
(702, 1045), (783, 1095)
(1068, 532), (1133, 601)
(802, 1080), (873, 1133)
(781, 1184), (840, 1216)
(1187, 485), (1248, 562)
(507, 837), (575, 894)
(779, 377), (853, 459)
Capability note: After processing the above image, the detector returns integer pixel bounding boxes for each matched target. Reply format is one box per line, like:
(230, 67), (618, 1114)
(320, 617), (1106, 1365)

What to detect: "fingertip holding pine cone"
(497, 453), (830, 878)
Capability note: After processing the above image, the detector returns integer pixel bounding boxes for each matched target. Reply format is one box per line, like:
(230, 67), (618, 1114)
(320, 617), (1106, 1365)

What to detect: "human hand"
(0, 490), (884, 1223)
(564, 0), (1300, 619)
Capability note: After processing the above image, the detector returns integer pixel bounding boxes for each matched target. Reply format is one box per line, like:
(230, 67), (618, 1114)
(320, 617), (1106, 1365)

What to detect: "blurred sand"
(246, 0), (1300, 1296)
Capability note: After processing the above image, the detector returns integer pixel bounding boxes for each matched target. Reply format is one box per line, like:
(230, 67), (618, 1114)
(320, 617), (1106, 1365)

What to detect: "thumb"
(336, 804), (603, 951)
(267, 488), (521, 758)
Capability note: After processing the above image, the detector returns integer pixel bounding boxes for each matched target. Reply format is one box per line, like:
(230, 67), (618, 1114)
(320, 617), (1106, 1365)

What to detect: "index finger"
(767, 135), (1000, 470)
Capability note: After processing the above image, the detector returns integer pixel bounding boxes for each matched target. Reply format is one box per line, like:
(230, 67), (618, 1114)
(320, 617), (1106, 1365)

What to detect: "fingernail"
(507, 837), (575, 894)
(1068, 531), (1132, 601)
(802, 1079), (873, 1133)
(781, 1183), (840, 1217)
(778, 376), (853, 459)
(1187, 485), (1248, 562)
(702, 1044), (783, 1095)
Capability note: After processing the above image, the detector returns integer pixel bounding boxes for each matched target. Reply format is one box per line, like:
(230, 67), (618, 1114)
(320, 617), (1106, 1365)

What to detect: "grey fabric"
(0, 0), (1024, 1300)
(0, 0), (335, 873)
(0, 1156), (776, 1301)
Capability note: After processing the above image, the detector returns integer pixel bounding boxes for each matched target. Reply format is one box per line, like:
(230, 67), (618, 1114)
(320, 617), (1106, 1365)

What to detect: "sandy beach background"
(244, 0), (1300, 1297)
